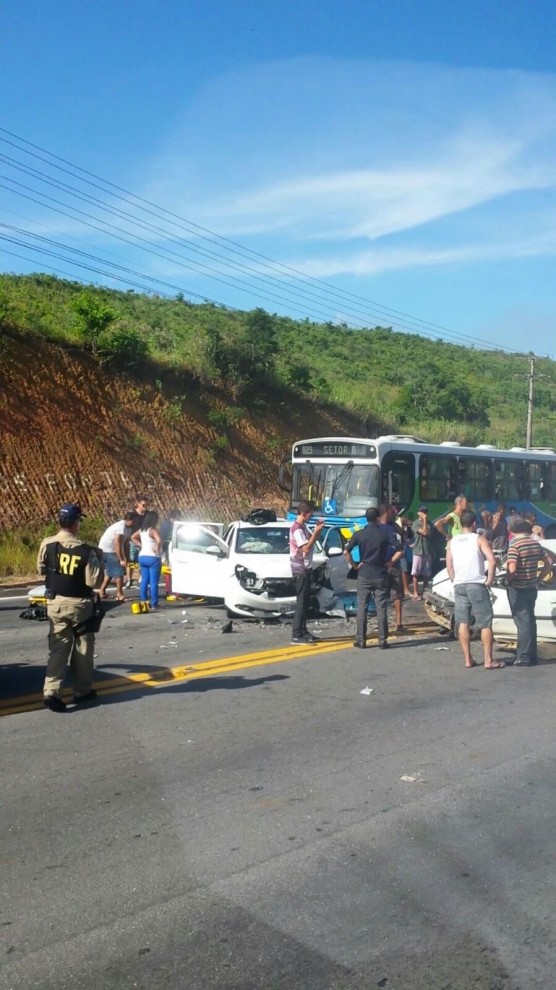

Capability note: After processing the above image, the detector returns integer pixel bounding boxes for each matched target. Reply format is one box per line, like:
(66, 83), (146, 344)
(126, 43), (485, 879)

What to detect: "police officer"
(38, 502), (104, 712)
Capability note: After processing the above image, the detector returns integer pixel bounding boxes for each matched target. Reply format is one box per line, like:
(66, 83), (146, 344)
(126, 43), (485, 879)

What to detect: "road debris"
(360, 686), (374, 695)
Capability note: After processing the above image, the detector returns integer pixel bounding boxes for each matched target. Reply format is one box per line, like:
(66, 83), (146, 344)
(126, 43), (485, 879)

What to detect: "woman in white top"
(131, 511), (163, 610)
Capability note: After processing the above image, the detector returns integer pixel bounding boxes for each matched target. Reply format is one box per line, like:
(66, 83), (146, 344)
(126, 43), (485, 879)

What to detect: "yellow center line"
(0, 625), (440, 716)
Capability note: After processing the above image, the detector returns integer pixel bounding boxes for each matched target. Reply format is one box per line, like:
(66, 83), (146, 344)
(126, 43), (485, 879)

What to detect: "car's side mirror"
(327, 547), (343, 557)
(206, 544), (226, 557)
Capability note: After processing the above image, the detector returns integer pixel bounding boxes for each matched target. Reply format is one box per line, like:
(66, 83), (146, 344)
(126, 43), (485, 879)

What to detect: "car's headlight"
(235, 565), (265, 594)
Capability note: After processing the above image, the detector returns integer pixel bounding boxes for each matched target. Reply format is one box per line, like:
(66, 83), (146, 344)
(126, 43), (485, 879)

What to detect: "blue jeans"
(138, 555), (162, 608)
(507, 586), (538, 664)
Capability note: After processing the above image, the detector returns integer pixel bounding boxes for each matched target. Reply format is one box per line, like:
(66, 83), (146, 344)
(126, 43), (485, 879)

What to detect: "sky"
(1, 0), (556, 356)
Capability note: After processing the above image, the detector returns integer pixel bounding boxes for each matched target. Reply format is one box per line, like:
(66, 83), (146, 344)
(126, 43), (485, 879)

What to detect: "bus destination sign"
(294, 442), (377, 459)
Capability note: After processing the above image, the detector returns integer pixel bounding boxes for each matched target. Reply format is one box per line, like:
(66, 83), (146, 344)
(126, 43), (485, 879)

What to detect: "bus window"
(291, 462), (379, 516)
(419, 455), (457, 502)
(291, 464), (324, 510)
(494, 460), (524, 501)
(525, 461), (545, 499)
(543, 462), (556, 500)
(381, 452), (415, 509)
(458, 457), (493, 502)
(333, 464), (379, 515)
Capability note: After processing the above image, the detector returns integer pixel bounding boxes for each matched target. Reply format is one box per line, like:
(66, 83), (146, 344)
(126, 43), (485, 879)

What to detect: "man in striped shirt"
(506, 517), (552, 666)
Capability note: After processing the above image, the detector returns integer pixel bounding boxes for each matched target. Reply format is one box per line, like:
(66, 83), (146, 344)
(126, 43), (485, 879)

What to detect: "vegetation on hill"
(1, 272), (555, 447)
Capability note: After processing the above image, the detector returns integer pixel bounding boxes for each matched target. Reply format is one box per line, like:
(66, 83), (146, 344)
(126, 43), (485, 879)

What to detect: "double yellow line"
(0, 624), (439, 717)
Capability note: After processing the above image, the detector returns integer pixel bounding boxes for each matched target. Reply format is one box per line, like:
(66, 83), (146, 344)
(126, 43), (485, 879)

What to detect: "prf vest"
(45, 541), (93, 599)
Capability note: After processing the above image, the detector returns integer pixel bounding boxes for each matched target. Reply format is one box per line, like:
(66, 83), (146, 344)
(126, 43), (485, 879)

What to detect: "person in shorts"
(98, 511), (139, 601)
(446, 510), (504, 669)
(411, 505), (432, 598)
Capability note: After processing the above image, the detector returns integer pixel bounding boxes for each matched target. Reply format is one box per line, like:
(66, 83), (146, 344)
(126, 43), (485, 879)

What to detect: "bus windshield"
(291, 462), (380, 517)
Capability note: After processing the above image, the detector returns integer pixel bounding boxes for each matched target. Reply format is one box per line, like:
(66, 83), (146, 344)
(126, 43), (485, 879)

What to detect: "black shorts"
(388, 567), (404, 600)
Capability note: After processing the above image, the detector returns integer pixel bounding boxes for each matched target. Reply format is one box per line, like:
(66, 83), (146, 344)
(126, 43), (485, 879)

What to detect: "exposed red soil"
(0, 328), (361, 528)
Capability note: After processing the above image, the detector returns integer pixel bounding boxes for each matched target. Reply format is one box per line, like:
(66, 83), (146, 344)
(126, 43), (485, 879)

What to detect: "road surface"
(1, 593), (555, 989)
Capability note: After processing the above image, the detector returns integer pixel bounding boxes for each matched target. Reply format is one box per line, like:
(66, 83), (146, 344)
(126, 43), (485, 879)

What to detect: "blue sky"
(2, 0), (556, 355)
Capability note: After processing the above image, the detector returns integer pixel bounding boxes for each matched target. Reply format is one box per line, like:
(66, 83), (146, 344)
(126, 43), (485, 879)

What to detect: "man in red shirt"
(506, 517), (552, 666)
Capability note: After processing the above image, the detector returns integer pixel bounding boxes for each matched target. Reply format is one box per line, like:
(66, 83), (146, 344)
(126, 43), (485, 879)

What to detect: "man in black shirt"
(344, 507), (403, 649)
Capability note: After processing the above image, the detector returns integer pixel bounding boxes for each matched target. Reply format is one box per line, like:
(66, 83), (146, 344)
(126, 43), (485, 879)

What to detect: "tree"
(394, 366), (490, 427)
(72, 291), (117, 354)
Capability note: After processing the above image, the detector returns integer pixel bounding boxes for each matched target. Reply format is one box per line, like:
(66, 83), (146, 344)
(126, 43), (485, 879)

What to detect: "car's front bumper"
(423, 590), (454, 632)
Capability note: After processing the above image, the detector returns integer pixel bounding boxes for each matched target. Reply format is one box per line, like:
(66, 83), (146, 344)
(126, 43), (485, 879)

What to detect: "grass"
(0, 515), (108, 581)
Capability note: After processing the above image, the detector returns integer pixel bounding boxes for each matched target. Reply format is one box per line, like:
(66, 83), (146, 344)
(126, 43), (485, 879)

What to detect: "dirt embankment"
(0, 328), (362, 528)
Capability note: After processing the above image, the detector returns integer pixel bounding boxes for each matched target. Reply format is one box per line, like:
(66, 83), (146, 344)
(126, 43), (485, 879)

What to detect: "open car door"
(170, 522), (230, 598)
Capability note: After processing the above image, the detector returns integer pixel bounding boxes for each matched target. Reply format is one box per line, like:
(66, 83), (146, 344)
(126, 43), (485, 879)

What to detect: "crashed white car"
(424, 540), (556, 642)
(169, 519), (350, 619)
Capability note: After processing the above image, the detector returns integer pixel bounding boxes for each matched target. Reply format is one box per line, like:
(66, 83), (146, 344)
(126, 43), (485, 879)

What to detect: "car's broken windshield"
(236, 528), (290, 554)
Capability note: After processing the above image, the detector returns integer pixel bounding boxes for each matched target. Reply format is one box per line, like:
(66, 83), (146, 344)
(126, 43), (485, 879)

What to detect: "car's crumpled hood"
(233, 551), (327, 580)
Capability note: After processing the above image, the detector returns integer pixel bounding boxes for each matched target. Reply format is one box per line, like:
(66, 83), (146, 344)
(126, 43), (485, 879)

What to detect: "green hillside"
(1, 272), (555, 447)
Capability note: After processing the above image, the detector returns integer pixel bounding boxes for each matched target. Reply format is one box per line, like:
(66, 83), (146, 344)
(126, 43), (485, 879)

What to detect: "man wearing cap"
(38, 503), (104, 712)
(411, 506), (432, 598)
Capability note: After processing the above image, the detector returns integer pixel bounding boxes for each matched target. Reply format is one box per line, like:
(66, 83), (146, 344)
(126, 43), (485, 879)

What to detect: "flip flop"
(465, 661), (477, 668)
(115, 596), (126, 603)
(484, 661), (506, 669)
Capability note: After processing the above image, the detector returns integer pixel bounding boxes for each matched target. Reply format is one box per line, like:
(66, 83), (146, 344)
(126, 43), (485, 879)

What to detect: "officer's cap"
(58, 502), (85, 523)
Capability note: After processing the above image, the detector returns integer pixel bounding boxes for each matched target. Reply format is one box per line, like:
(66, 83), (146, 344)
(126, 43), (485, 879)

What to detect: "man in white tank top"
(446, 510), (505, 670)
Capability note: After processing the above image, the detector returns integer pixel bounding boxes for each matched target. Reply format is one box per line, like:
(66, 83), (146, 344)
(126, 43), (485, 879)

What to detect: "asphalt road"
(1, 592), (555, 989)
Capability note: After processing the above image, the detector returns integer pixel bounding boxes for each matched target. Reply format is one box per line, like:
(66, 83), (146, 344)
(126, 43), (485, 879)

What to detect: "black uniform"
(345, 523), (392, 646)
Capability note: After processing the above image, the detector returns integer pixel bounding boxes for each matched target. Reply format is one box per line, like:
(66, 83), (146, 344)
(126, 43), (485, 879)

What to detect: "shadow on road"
(97, 671), (290, 708)
(0, 661), (290, 714)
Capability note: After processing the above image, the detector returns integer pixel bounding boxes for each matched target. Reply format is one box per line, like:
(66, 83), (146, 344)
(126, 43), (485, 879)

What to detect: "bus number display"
(295, 442), (376, 459)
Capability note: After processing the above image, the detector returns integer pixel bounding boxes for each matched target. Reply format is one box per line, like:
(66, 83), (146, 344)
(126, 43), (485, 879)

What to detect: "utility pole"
(523, 353), (547, 448)
(526, 353), (535, 449)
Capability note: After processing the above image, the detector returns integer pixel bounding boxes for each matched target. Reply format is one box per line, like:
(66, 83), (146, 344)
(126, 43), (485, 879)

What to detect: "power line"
(0, 132), (536, 352)
(0, 171), (517, 352)
(0, 151), (399, 329)
(0, 205), (378, 327)
(0, 174), (393, 328)
(1, 156), (478, 342)
(0, 126), (549, 356)
(0, 127), (527, 349)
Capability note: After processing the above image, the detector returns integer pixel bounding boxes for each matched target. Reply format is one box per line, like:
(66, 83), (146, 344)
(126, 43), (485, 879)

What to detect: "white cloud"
(133, 55), (556, 279)
(203, 131), (550, 242)
(288, 231), (556, 280)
